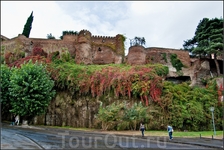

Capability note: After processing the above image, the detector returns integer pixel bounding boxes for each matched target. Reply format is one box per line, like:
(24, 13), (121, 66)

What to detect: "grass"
(35, 124), (223, 138)
(145, 130), (223, 137)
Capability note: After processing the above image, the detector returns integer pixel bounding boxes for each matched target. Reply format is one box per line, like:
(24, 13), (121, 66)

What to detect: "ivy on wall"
(46, 62), (168, 106)
(170, 54), (184, 71)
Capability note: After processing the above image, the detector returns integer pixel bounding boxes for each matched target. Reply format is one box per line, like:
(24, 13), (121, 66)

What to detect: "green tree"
(0, 64), (13, 116)
(22, 11), (34, 38)
(9, 61), (55, 122)
(123, 102), (150, 130)
(60, 30), (79, 39)
(97, 102), (125, 130)
(47, 33), (55, 39)
(183, 17), (223, 76)
(133, 37), (146, 46)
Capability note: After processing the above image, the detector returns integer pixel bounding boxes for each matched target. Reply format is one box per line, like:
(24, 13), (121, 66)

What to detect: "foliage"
(97, 102), (150, 130)
(123, 102), (151, 130)
(60, 30), (79, 39)
(170, 54), (184, 72)
(9, 61), (56, 119)
(160, 80), (222, 131)
(32, 47), (47, 57)
(131, 37), (146, 46)
(162, 53), (168, 63)
(183, 17), (223, 75)
(4, 49), (25, 65)
(8, 55), (49, 68)
(0, 64), (13, 116)
(47, 63), (168, 105)
(60, 48), (73, 63)
(22, 11), (34, 38)
(97, 102), (125, 130)
(47, 33), (56, 39)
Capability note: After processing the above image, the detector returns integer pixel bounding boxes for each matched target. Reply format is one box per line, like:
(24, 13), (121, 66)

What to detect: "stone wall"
(126, 46), (146, 65)
(34, 91), (137, 128)
(1, 30), (124, 65)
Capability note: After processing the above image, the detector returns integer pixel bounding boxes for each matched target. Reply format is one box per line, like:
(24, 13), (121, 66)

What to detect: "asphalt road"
(1, 124), (215, 149)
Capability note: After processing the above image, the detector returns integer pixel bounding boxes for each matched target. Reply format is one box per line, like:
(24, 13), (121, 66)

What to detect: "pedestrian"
(167, 125), (173, 140)
(139, 123), (145, 137)
(15, 115), (20, 125)
(11, 114), (16, 126)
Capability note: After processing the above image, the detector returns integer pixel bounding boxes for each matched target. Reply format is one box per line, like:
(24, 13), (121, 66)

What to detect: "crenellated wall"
(1, 30), (124, 65)
(2, 31), (191, 68)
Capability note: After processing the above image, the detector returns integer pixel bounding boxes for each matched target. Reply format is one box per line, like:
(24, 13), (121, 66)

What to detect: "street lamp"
(209, 107), (216, 136)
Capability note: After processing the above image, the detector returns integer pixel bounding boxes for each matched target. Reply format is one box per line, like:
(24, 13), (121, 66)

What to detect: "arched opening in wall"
(98, 47), (101, 52)
(165, 76), (191, 84)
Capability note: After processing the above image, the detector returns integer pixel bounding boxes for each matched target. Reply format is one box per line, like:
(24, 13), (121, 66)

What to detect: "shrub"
(9, 61), (56, 122)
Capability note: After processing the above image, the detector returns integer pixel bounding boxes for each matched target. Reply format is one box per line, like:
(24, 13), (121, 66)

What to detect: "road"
(1, 124), (215, 149)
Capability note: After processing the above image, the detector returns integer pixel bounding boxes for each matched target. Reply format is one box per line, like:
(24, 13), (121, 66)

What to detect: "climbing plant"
(170, 54), (184, 71)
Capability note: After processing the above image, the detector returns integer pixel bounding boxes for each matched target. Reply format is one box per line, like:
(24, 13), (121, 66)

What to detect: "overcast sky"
(1, 1), (223, 55)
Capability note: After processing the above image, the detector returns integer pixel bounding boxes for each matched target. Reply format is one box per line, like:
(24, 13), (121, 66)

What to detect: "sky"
(1, 1), (223, 55)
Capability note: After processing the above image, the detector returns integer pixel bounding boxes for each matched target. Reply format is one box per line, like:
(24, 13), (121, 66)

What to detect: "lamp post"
(210, 107), (216, 136)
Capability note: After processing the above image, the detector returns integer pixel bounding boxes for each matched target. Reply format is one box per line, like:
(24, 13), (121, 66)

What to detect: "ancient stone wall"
(34, 91), (137, 128)
(126, 46), (191, 67)
(126, 46), (146, 65)
(1, 30), (124, 65)
(145, 47), (191, 67)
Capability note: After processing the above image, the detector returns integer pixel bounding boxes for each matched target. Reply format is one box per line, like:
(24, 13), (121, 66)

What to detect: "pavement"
(1, 123), (224, 149)
(96, 130), (224, 149)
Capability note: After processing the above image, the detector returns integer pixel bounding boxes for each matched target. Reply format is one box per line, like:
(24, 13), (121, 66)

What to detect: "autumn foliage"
(47, 63), (167, 106)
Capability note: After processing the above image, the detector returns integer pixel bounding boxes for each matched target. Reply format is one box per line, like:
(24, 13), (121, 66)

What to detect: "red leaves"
(8, 55), (48, 68)
(77, 66), (163, 106)
(32, 47), (47, 57)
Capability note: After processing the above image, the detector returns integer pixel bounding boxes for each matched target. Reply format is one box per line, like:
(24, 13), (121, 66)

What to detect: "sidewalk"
(97, 130), (223, 149)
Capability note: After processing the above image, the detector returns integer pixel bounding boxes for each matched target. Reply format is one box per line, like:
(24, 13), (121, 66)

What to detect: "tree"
(0, 64), (13, 116)
(123, 102), (150, 130)
(22, 11), (34, 38)
(47, 33), (55, 39)
(60, 30), (79, 39)
(133, 37), (146, 46)
(9, 61), (55, 122)
(183, 17), (223, 76)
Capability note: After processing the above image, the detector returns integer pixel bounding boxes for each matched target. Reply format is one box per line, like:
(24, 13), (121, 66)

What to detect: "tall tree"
(183, 17), (223, 76)
(22, 11), (34, 38)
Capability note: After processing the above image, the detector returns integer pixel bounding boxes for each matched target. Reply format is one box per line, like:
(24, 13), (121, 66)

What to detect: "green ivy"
(170, 54), (184, 71)
(161, 80), (222, 131)
(162, 53), (168, 63)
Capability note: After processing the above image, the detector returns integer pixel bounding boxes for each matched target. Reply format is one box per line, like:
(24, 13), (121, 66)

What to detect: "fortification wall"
(29, 38), (75, 55)
(145, 47), (191, 67)
(126, 46), (146, 65)
(63, 35), (78, 42)
(91, 35), (116, 45)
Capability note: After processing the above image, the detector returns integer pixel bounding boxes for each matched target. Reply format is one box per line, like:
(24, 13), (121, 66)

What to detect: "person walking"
(140, 123), (145, 137)
(167, 125), (173, 140)
(15, 115), (20, 125)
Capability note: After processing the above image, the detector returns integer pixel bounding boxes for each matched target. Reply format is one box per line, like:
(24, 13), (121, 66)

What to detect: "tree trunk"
(214, 57), (220, 76)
